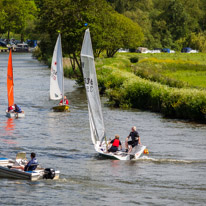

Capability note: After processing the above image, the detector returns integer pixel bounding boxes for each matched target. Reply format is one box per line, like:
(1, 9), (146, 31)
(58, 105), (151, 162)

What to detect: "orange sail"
(7, 50), (14, 107)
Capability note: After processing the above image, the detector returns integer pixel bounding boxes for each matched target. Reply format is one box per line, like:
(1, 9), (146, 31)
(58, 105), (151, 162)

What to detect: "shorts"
(108, 146), (118, 153)
(128, 140), (138, 148)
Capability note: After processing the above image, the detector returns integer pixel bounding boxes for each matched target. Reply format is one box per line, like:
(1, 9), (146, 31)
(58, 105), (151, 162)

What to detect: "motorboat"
(0, 152), (60, 181)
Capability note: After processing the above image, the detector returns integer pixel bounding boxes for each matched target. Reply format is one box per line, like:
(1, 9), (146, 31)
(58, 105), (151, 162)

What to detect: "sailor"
(14, 104), (22, 113)
(125, 126), (141, 153)
(59, 96), (69, 105)
(107, 135), (122, 153)
(24, 152), (38, 171)
(8, 105), (14, 112)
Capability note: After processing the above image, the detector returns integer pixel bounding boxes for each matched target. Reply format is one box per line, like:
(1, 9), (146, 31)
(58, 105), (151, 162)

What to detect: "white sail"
(81, 29), (106, 145)
(50, 34), (64, 100)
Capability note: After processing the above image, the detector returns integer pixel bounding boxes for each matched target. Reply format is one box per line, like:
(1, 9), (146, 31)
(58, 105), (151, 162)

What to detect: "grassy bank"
(94, 52), (206, 122)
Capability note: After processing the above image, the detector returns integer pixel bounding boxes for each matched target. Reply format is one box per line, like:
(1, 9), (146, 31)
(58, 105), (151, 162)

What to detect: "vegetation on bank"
(94, 53), (206, 122)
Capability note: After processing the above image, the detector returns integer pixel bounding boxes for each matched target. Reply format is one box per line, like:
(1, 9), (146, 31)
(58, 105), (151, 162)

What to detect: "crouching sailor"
(14, 104), (22, 113)
(107, 135), (122, 153)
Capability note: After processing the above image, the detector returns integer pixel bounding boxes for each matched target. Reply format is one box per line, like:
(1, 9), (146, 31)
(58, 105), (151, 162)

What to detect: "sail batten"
(7, 50), (14, 107)
(81, 29), (106, 145)
(50, 34), (64, 100)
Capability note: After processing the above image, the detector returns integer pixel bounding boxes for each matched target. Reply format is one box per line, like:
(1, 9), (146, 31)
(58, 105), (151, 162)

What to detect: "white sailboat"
(81, 29), (146, 160)
(50, 34), (69, 112)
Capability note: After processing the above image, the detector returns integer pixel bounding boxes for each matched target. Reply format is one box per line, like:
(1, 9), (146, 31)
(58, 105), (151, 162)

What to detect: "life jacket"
(8, 106), (13, 111)
(112, 139), (120, 147)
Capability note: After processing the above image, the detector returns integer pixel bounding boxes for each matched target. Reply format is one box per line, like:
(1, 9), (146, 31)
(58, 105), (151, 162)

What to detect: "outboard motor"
(43, 168), (55, 179)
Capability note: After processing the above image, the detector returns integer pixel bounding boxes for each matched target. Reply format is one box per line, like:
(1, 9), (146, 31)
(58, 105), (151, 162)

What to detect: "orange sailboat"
(6, 50), (25, 118)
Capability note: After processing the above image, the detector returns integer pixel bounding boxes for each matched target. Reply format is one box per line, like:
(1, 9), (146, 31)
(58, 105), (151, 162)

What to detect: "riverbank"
(46, 52), (206, 123)
(95, 53), (206, 122)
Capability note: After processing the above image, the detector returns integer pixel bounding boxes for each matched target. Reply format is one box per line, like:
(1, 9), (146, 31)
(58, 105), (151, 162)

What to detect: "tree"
(36, 0), (144, 76)
(0, 0), (36, 41)
(102, 11), (143, 57)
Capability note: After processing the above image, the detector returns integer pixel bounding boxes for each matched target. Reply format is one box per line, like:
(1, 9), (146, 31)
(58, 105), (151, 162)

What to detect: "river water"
(0, 53), (205, 206)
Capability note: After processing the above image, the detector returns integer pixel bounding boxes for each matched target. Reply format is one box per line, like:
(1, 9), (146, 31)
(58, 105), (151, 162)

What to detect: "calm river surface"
(0, 53), (206, 206)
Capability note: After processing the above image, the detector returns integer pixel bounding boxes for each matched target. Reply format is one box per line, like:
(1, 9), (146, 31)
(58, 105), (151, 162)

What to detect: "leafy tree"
(0, 0), (36, 42)
(36, 0), (144, 77)
(101, 11), (143, 57)
(189, 32), (206, 52)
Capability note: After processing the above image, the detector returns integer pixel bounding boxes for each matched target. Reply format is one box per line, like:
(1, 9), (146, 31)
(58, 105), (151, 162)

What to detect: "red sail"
(7, 50), (14, 107)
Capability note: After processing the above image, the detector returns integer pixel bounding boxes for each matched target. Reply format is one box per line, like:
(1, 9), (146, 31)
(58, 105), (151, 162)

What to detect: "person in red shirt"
(8, 105), (15, 112)
(59, 96), (69, 105)
(108, 135), (122, 153)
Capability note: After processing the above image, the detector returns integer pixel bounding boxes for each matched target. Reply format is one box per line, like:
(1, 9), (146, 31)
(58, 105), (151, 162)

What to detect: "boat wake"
(137, 156), (206, 164)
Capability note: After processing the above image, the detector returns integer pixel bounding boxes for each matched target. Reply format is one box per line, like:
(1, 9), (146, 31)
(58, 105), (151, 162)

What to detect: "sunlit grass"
(96, 52), (206, 89)
(94, 52), (206, 122)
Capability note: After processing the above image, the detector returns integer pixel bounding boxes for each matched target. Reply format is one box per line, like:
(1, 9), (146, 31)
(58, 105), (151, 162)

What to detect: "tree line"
(1, 0), (206, 73)
(107, 0), (206, 52)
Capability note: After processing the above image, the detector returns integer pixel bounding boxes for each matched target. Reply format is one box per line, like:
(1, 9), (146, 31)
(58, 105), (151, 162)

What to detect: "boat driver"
(24, 152), (38, 171)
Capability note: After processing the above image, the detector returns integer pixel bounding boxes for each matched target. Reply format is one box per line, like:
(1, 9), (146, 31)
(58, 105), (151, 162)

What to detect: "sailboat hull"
(6, 110), (25, 118)
(95, 141), (146, 160)
(52, 105), (69, 112)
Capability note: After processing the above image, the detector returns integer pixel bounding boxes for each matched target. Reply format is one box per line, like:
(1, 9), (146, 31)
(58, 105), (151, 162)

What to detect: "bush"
(98, 66), (206, 122)
(129, 56), (139, 63)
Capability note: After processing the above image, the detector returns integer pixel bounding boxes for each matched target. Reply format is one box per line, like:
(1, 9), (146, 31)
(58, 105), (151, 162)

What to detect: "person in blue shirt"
(24, 152), (38, 171)
(9, 152), (38, 171)
(14, 104), (22, 113)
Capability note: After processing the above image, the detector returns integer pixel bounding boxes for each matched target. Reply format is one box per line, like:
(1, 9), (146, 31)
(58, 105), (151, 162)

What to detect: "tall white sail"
(50, 34), (64, 100)
(81, 29), (106, 145)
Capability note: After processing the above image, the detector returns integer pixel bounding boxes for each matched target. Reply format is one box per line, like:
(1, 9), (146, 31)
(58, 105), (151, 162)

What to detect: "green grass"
(97, 52), (206, 89)
(0, 46), (7, 49)
(94, 52), (206, 122)
(165, 70), (206, 89)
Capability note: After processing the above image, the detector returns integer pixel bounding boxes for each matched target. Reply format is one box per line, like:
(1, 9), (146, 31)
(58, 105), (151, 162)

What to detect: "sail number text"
(51, 67), (57, 80)
(84, 78), (93, 92)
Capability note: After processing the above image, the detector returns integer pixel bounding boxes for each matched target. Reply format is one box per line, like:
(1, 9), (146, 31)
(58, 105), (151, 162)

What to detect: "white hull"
(0, 157), (59, 181)
(6, 110), (25, 118)
(94, 141), (146, 160)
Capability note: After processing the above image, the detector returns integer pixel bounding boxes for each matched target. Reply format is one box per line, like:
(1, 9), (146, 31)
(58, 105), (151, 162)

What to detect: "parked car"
(118, 48), (129, 53)
(15, 43), (29, 52)
(0, 40), (7, 47)
(162, 48), (170, 53)
(181, 47), (198, 53)
(137, 47), (150, 53)
(162, 48), (175, 53)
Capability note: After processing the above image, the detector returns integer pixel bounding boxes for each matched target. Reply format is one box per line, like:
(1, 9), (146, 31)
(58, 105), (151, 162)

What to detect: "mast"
(59, 34), (64, 105)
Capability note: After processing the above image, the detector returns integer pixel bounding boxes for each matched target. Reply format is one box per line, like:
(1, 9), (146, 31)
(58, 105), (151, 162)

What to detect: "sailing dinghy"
(6, 50), (25, 118)
(50, 34), (69, 112)
(81, 29), (146, 160)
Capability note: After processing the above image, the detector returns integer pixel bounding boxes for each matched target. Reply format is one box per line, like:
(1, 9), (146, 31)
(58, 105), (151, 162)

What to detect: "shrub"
(99, 66), (206, 122)
(129, 56), (139, 63)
